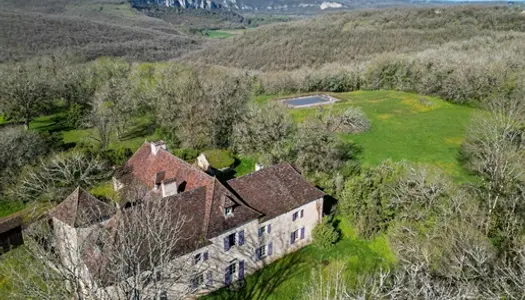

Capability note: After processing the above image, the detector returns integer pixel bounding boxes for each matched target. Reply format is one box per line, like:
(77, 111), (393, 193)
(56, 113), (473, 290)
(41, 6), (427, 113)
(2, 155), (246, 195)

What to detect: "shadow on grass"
(204, 250), (312, 300)
(120, 121), (156, 141)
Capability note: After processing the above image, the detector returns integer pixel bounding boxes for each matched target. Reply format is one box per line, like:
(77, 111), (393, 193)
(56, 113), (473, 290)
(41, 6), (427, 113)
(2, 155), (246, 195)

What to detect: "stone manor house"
(50, 141), (325, 298)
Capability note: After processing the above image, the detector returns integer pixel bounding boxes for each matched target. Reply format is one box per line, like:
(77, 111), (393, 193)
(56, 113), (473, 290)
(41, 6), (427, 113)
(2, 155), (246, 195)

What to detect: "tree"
(312, 217), (340, 249)
(322, 107), (370, 134)
(92, 76), (134, 141)
(9, 151), (110, 203)
(462, 96), (525, 242)
(0, 127), (49, 192)
(295, 118), (351, 175)
(0, 62), (51, 129)
(232, 101), (297, 162)
(205, 73), (252, 148)
(153, 65), (211, 149)
(0, 189), (193, 300)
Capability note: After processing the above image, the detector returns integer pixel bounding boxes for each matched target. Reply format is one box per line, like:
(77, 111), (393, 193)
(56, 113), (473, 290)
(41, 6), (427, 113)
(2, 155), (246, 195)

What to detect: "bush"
(202, 149), (235, 169)
(65, 103), (87, 129)
(172, 148), (200, 162)
(312, 217), (340, 249)
(104, 147), (133, 166)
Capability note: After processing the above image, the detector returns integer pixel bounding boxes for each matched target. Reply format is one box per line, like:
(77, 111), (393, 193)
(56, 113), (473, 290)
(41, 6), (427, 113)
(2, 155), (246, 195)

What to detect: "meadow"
(260, 90), (476, 180)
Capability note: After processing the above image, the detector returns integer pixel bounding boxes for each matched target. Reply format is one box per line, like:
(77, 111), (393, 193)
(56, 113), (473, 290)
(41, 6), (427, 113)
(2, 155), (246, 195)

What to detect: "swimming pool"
(281, 95), (338, 108)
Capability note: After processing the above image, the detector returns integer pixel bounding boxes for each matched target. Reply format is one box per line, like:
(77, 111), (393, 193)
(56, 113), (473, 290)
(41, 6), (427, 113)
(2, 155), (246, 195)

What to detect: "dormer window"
(224, 207), (233, 217)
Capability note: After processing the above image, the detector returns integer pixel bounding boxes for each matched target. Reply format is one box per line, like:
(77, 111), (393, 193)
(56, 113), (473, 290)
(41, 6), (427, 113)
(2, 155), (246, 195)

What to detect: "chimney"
(161, 179), (178, 197)
(153, 171), (166, 191)
(255, 162), (264, 171)
(150, 141), (167, 155)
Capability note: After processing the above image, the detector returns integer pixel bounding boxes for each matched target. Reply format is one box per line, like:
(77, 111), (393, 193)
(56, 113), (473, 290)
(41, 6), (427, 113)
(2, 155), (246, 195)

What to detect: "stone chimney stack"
(161, 179), (178, 198)
(150, 141), (167, 155)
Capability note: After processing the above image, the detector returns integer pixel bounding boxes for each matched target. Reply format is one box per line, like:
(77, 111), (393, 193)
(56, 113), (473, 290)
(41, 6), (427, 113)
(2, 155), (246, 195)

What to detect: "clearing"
(260, 90), (477, 181)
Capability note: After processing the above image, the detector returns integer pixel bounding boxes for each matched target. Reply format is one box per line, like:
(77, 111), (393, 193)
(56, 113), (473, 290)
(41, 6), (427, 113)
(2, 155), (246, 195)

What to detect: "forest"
(0, 2), (525, 299)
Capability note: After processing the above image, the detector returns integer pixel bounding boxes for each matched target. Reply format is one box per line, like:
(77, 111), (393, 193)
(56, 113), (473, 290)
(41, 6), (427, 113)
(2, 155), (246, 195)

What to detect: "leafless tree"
(462, 96), (525, 236)
(323, 107), (370, 134)
(1, 187), (195, 300)
(9, 151), (110, 203)
(0, 62), (51, 129)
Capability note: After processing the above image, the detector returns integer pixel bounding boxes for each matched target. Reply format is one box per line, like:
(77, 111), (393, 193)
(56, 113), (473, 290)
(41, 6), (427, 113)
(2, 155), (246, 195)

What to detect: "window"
(258, 224), (271, 237)
(160, 291), (168, 300)
(225, 260), (244, 285)
(224, 207), (233, 217)
(292, 211), (299, 221)
(191, 273), (204, 289)
(259, 245), (267, 258)
(227, 262), (237, 276)
(291, 229), (299, 244)
(224, 230), (244, 251)
(194, 253), (201, 265)
(228, 233), (236, 247)
(258, 226), (265, 237)
(257, 243), (273, 260)
(300, 209), (304, 218)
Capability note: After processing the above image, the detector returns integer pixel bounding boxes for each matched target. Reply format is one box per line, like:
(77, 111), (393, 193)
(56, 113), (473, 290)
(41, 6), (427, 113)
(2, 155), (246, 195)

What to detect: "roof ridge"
(202, 179), (215, 235)
(219, 179), (264, 217)
(227, 163), (291, 182)
(155, 144), (214, 183)
(70, 187), (81, 227)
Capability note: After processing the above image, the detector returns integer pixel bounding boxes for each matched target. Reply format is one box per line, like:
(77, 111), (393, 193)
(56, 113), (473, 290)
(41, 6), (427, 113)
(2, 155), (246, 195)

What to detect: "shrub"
(202, 149), (235, 169)
(312, 217), (340, 249)
(172, 148), (200, 162)
(104, 147), (133, 166)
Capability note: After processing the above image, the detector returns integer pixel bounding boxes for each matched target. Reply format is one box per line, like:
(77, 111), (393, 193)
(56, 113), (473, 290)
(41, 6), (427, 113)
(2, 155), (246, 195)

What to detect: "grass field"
(23, 111), (160, 152)
(203, 218), (396, 300)
(261, 90), (477, 181)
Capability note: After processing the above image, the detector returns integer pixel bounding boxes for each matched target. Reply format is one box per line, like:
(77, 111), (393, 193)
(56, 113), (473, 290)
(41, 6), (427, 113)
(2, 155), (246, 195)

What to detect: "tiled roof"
(227, 164), (325, 221)
(50, 142), (323, 284)
(50, 187), (116, 228)
(123, 142), (214, 191)
(205, 179), (262, 239)
(0, 214), (22, 234)
(81, 187), (214, 286)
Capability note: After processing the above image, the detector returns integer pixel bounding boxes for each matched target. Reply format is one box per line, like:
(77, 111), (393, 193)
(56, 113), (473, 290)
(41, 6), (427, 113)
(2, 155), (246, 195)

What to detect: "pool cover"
(281, 95), (337, 108)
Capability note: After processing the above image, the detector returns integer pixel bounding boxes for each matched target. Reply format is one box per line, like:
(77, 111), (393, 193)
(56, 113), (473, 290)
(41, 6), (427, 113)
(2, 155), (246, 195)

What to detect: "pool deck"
(280, 94), (339, 108)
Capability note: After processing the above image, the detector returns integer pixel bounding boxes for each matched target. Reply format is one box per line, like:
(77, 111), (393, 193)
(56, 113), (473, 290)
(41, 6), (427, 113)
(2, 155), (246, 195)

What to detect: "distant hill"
(0, 0), (201, 62)
(131, 0), (523, 12)
(186, 5), (525, 70)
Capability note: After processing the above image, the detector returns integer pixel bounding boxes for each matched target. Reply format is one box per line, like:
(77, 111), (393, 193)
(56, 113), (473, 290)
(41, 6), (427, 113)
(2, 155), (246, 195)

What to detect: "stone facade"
(50, 142), (325, 298)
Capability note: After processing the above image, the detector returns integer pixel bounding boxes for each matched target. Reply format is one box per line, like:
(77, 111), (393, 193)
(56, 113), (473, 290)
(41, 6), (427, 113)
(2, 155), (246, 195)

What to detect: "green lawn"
(26, 111), (160, 152)
(261, 90), (477, 181)
(203, 218), (395, 299)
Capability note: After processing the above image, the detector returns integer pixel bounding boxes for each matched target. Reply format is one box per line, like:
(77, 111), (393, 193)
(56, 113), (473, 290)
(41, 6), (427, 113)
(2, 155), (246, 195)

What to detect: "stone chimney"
(150, 140), (167, 155)
(161, 178), (178, 197)
(153, 171), (166, 192)
(255, 162), (264, 171)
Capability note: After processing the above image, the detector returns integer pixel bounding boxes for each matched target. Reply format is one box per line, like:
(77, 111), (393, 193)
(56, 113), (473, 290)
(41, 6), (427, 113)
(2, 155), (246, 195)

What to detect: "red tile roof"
(51, 142), (323, 283)
(124, 142), (214, 191)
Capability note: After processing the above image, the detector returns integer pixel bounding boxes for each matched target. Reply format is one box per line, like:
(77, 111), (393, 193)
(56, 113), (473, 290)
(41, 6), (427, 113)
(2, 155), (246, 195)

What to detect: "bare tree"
(322, 107), (370, 134)
(9, 151), (110, 203)
(232, 101), (297, 160)
(1, 188), (194, 300)
(462, 96), (525, 237)
(102, 194), (192, 300)
(0, 62), (51, 129)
